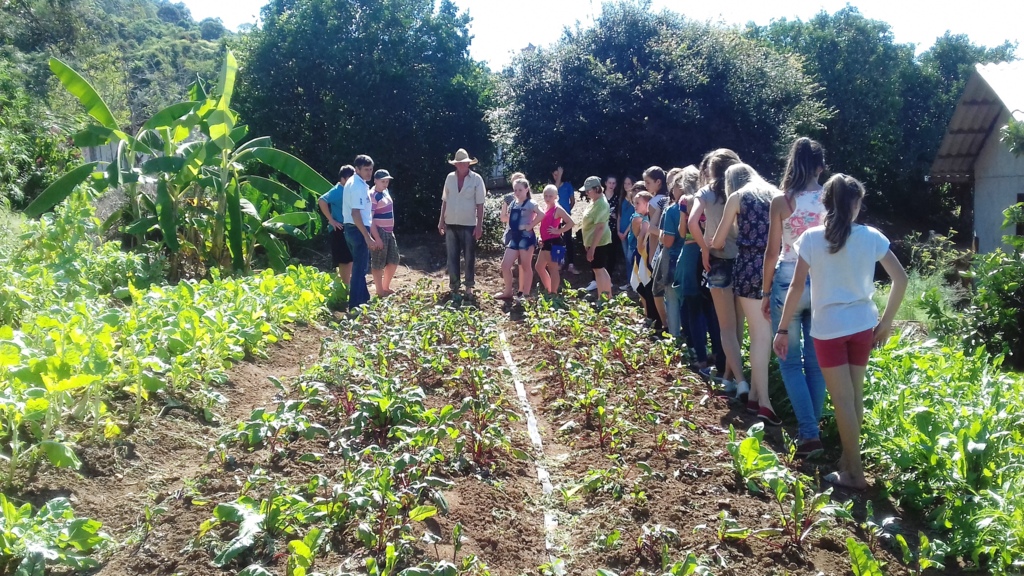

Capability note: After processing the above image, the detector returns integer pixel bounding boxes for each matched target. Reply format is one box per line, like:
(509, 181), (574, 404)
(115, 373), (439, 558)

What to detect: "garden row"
(0, 195), (340, 573)
(180, 288), (545, 575)
(509, 290), (1024, 575)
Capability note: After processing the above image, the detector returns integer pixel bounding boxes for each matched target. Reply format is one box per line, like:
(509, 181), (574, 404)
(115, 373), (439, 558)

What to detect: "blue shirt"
(557, 182), (574, 214)
(661, 202), (683, 262)
(319, 183), (347, 225)
(342, 176), (372, 226)
(619, 198), (635, 234)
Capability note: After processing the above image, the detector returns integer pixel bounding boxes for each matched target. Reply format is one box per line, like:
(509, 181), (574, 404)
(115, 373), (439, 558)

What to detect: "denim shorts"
(506, 230), (537, 251)
(706, 255), (734, 289)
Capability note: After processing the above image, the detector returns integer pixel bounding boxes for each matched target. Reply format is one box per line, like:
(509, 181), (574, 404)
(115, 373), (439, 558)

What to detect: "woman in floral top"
(713, 163), (781, 427)
(761, 137), (828, 459)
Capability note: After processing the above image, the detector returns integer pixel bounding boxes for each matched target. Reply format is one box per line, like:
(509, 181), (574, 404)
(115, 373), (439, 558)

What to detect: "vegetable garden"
(2, 27), (1024, 576)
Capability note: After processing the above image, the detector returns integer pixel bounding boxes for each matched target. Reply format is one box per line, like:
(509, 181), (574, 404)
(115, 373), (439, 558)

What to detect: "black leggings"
(636, 281), (662, 330)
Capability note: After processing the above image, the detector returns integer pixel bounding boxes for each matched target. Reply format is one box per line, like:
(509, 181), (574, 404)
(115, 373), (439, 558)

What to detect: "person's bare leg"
(851, 364), (867, 427)
(497, 249), (516, 297)
(372, 268), (385, 296)
(595, 268), (612, 299)
(518, 248), (535, 294)
(548, 261), (561, 293)
(822, 364), (868, 489)
(710, 287), (744, 381)
(740, 297), (772, 409)
(339, 263), (353, 288)
(382, 263), (398, 292)
(535, 251), (552, 292)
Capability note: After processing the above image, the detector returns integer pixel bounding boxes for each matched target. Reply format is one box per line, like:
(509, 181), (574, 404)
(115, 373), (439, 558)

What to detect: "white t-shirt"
(795, 224), (890, 340)
(343, 176), (373, 226)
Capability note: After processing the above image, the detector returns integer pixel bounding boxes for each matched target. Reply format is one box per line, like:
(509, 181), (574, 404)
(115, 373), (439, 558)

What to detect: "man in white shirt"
(344, 154), (382, 309)
(437, 148), (486, 298)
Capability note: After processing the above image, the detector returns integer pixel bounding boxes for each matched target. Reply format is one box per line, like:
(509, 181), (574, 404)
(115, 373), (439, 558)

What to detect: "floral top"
(737, 189), (773, 249)
(781, 188), (825, 262)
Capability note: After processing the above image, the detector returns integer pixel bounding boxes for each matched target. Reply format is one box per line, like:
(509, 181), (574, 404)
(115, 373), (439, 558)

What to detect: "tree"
(746, 10), (1016, 231)
(199, 17), (226, 41)
(496, 1), (828, 184)
(235, 0), (493, 229)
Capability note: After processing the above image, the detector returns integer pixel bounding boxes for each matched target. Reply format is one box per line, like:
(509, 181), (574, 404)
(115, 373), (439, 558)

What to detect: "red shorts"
(813, 329), (873, 368)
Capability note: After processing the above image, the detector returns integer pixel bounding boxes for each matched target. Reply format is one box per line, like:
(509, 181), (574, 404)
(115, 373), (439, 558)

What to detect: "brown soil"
(12, 243), (962, 575)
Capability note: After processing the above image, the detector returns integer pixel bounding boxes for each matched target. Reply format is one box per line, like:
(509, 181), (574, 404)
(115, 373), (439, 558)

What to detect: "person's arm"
(677, 197), (692, 239)
(874, 250), (908, 346)
(647, 201), (663, 254)
(352, 208), (380, 249)
(554, 206), (576, 233)
(438, 180), (449, 235)
(772, 256), (809, 360)
(318, 198), (342, 231)
(687, 196), (711, 271)
(473, 177), (485, 240)
(761, 196), (785, 318)
(500, 201), (510, 223)
(711, 194), (740, 251)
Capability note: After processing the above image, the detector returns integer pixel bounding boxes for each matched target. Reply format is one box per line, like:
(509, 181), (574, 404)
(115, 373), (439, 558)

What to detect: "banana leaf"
(248, 148), (332, 195)
(23, 162), (100, 217)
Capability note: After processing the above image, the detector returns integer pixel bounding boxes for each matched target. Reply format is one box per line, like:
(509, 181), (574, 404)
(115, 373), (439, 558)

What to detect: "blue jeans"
(771, 260), (826, 440)
(344, 224), (371, 309)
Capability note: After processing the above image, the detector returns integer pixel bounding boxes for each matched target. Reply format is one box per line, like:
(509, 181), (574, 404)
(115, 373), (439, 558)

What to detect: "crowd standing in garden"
(319, 141), (908, 490)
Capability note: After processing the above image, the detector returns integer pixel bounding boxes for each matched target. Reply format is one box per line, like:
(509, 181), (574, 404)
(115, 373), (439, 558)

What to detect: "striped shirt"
(372, 189), (395, 232)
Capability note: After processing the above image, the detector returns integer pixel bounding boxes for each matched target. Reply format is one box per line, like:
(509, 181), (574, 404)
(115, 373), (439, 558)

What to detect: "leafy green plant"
(0, 494), (109, 574)
(31, 51), (329, 277)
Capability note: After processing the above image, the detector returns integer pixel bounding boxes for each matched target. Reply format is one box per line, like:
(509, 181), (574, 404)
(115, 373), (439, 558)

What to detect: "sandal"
(823, 471), (867, 491)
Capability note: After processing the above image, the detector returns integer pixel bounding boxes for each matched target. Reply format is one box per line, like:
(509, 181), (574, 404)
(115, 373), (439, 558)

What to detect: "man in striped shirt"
(370, 169), (400, 296)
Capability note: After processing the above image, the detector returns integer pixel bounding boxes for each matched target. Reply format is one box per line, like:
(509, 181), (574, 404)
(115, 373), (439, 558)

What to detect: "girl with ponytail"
(761, 137), (828, 457)
(773, 173), (907, 491)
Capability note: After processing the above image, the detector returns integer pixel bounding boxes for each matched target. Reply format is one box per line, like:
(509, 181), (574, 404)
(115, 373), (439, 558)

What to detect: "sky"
(181, 0), (1023, 69)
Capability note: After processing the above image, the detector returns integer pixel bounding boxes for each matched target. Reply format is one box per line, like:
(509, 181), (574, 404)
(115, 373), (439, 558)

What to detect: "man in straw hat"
(438, 148), (487, 298)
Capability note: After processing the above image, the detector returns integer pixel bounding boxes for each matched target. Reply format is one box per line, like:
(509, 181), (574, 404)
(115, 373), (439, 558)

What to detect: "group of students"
(498, 138), (908, 490)
(317, 154), (402, 310)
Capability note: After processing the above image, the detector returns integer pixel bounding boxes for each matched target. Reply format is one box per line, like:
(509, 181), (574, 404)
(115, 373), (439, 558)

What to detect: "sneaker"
(716, 379), (736, 397)
(734, 381), (750, 404)
(745, 400), (758, 415)
(618, 284), (630, 291)
(697, 366), (712, 381)
(795, 439), (825, 459)
(757, 407), (783, 426)
(568, 264), (580, 274)
(493, 292), (514, 300)
(585, 280), (598, 291)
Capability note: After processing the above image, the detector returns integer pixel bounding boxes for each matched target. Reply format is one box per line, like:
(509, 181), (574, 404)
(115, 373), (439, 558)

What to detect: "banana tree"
(25, 50), (333, 275)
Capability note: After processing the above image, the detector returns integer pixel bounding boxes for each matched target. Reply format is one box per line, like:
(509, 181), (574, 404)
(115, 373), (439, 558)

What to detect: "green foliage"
(725, 423), (853, 549)
(234, 0), (494, 230)
(1002, 117), (1024, 158)
(0, 57), (82, 208)
(0, 494), (109, 574)
(747, 12), (1014, 231)
(499, 1), (828, 184)
(0, 191), (336, 488)
(42, 50), (327, 276)
(864, 337), (1024, 573)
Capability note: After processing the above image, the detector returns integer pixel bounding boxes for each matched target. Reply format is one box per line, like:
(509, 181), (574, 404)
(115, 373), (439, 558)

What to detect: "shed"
(930, 61), (1024, 253)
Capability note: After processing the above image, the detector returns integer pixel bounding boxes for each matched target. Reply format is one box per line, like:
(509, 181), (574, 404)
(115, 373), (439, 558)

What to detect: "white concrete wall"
(973, 110), (1024, 253)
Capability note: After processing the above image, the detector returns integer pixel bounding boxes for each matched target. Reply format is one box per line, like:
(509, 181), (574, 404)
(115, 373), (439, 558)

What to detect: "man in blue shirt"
(343, 155), (382, 310)
(318, 165), (356, 287)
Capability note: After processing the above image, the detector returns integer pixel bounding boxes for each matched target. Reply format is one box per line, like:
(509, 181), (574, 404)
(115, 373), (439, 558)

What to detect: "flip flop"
(823, 471), (867, 491)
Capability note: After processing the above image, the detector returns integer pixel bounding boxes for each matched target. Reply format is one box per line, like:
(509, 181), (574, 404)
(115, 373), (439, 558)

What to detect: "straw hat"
(448, 148), (479, 165)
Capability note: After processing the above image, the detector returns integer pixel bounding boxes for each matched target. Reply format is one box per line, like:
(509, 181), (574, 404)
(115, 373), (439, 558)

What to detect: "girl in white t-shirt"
(772, 174), (907, 491)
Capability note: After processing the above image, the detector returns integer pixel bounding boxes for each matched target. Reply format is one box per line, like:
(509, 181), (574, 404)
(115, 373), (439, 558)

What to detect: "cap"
(578, 175), (602, 192)
(374, 169), (393, 180)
